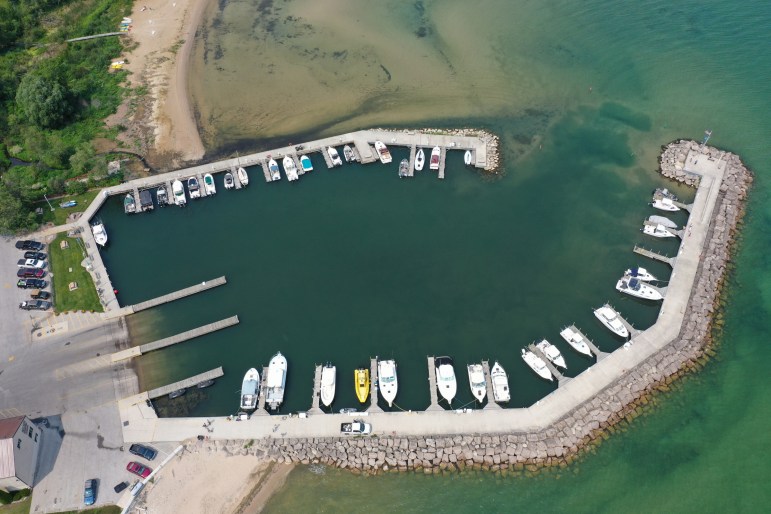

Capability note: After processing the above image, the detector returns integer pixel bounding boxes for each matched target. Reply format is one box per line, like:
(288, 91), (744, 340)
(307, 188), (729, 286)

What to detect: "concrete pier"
(438, 147), (447, 179)
(310, 364), (322, 413)
(481, 361), (501, 410)
(566, 324), (607, 360)
(367, 358), (382, 413)
(426, 356), (442, 411)
(633, 245), (676, 267)
(231, 166), (243, 189)
(255, 366), (269, 414)
(128, 276), (227, 314)
(527, 344), (567, 384)
(147, 367), (224, 399)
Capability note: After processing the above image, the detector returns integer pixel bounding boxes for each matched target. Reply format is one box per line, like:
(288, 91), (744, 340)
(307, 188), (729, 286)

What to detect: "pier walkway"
(481, 361), (501, 410)
(567, 325), (607, 360)
(310, 364), (322, 414)
(106, 276), (228, 318)
(633, 245), (676, 267)
(367, 358), (382, 413)
(147, 367), (224, 400)
(426, 356), (442, 411)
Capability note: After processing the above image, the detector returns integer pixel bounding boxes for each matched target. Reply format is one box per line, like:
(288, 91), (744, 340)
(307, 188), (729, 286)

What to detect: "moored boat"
(464, 150), (472, 166)
(320, 363), (336, 408)
(204, 173), (216, 195)
(651, 197), (680, 211)
(398, 158), (409, 178)
(653, 187), (679, 201)
(414, 148), (425, 171)
(156, 185), (168, 206)
(594, 305), (629, 338)
(91, 219), (108, 247)
(467, 363), (486, 403)
(624, 266), (657, 282)
(283, 156), (299, 181)
(172, 180), (186, 206)
(354, 368), (370, 404)
(343, 145), (355, 163)
(168, 388), (186, 399)
(240, 368), (260, 410)
(224, 172), (235, 190)
(648, 215), (678, 229)
(490, 361), (510, 403)
(300, 155), (313, 172)
(536, 339), (567, 369)
(188, 177), (201, 199)
(266, 352), (288, 410)
(559, 327), (593, 357)
(196, 379), (215, 389)
(643, 223), (677, 238)
(434, 356), (457, 404)
(238, 167), (249, 186)
(123, 194), (136, 214)
(327, 146), (343, 167)
(616, 276), (664, 301)
(377, 359), (398, 407)
(429, 146), (440, 170)
(374, 141), (392, 164)
(521, 348), (552, 381)
(268, 159), (281, 181)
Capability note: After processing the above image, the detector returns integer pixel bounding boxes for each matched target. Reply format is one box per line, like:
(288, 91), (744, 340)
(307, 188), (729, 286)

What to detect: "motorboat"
(168, 389), (186, 399)
(648, 215), (678, 229)
(266, 352), (288, 410)
(464, 150), (472, 166)
(521, 349), (552, 381)
(91, 220), (108, 247)
(535, 339), (567, 369)
(340, 408), (358, 414)
(320, 363), (336, 408)
(414, 148), (425, 171)
(643, 223), (677, 238)
(377, 359), (398, 407)
(467, 363), (486, 403)
(398, 159), (409, 178)
(559, 327), (593, 357)
(343, 145), (355, 163)
(268, 159), (281, 181)
(187, 177), (201, 199)
(624, 266), (657, 282)
(196, 379), (215, 389)
(490, 361), (510, 403)
(123, 193), (136, 214)
(327, 147), (343, 167)
(354, 368), (370, 403)
(434, 356), (457, 404)
(653, 187), (679, 201)
(60, 200), (77, 208)
(283, 156), (299, 182)
(594, 306), (629, 338)
(224, 172), (235, 190)
(172, 179), (186, 206)
(238, 167), (249, 186)
(240, 368), (260, 410)
(156, 186), (168, 206)
(616, 276), (664, 301)
(374, 141), (392, 164)
(429, 146), (440, 170)
(138, 190), (154, 212)
(651, 197), (679, 211)
(300, 155), (313, 172)
(203, 173), (216, 195)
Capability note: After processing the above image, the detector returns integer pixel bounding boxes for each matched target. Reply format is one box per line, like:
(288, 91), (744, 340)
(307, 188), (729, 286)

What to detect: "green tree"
(15, 73), (73, 129)
(69, 143), (95, 175)
(0, 182), (35, 234)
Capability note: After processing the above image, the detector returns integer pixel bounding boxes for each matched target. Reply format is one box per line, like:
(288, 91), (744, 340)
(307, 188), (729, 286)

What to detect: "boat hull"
(467, 364), (486, 403)
(377, 360), (398, 407)
(320, 365), (336, 407)
(521, 349), (552, 381)
(594, 307), (629, 338)
(559, 328), (593, 357)
(490, 362), (510, 403)
(354, 368), (370, 403)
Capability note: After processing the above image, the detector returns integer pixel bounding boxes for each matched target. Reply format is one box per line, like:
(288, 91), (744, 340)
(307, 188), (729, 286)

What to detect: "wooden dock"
(140, 316), (239, 353)
(129, 276), (227, 313)
(164, 180), (173, 205)
(196, 173), (208, 197)
(481, 361), (501, 410)
(310, 364), (322, 413)
(147, 366), (224, 399)
(566, 325), (607, 360)
(255, 366), (269, 415)
(321, 147), (334, 169)
(292, 154), (305, 176)
(426, 356), (442, 411)
(527, 344), (567, 385)
(231, 166), (243, 189)
(633, 245), (676, 267)
(438, 147), (447, 179)
(367, 358), (382, 413)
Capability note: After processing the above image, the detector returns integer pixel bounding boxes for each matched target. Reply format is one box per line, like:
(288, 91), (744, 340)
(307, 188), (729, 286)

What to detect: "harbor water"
(108, 0), (770, 511)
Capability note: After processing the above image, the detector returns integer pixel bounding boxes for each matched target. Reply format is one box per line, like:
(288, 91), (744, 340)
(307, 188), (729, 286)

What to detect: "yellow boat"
(354, 368), (369, 403)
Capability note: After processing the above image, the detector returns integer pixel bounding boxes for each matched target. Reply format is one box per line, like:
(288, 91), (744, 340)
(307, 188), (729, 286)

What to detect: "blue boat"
(300, 155), (313, 172)
(60, 200), (77, 208)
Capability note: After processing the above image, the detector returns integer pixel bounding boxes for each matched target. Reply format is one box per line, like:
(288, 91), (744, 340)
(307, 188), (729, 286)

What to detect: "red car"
(126, 461), (152, 478)
(17, 267), (45, 278)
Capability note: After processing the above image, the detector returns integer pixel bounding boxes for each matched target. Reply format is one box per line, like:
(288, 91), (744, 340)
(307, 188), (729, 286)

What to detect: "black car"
(15, 240), (45, 251)
(17, 267), (45, 278)
(17, 279), (47, 289)
(24, 251), (47, 260)
(113, 481), (129, 494)
(19, 300), (51, 311)
(30, 289), (51, 300)
(128, 443), (158, 461)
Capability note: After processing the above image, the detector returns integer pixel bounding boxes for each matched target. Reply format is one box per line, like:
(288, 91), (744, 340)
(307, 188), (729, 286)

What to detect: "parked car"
(129, 444), (158, 461)
(19, 300), (51, 311)
(17, 267), (45, 278)
(84, 479), (97, 506)
(17, 279), (47, 289)
(17, 258), (46, 269)
(126, 461), (152, 478)
(23, 251), (47, 260)
(113, 481), (129, 494)
(15, 240), (45, 251)
(30, 289), (51, 300)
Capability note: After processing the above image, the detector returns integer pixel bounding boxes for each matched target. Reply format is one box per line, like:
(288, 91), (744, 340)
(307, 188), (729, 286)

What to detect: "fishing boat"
(374, 141), (392, 164)
(651, 197), (680, 212)
(464, 150), (472, 166)
(156, 185), (168, 206)
(535, 339), (567, 369)
(224, 172), (235, 190)
(268, 159), (281, 181)
(265, 352), (287, 410)
(467, 363), (486, 403)
(320, 363), (336, 408)
(203, 173), (216, 195)
(559, 327), (593, 357)
(240, 368), (260, 410)
(648, 215), (678, 229)
(196, 379), (215, 389)
(398, 158), (410, 178)
(616, 276), (664, 301)
(187, 177), (201, 199)
(594, 306), (629, 338)
(172, 180), (186, 206)
(300, 155), (313, 172)
(91, 219), (108, 247)
(643, 223), (677, 238)
(377, 359), (398, 407)
(624, 266), (657, 282)
(283, 156), (299, 181)
(521, 349), (552, 381)
(429, 146), (440, 170)
(168, 388), (186, 399)
(434, 356), (457, 404)
(414, 148), (425, 171)
(343, 145), (355, 163)
(490, 361), (510, 403)
(327, 146), (343, 167)
(123, 193), (136, 214)
(354, 368), (370, 403)
(238, 167), (249, 186)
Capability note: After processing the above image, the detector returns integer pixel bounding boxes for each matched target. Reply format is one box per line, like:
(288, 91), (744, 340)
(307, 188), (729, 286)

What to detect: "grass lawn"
(0, 498), (30, 514)
(35, 190), (100, 226)
(58, 507), (121, 514)
(49, 234), (104, 313)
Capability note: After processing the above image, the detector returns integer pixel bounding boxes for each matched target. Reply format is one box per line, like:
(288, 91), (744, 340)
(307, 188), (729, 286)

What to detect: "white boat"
(521, 349), (552, 381)
(283, 156), (299, 182)
(240, 368), (260, 410)
(203, 173), (216, 195)
(328, 147), (343, 166)
(490, 361), (510, 403)
(343, 145), (355, 163)
(648, 215), (678, 229)
(238, 167), (249, 186)
(266, 352), (288, 410)
(187, 177), (201, 199)
(224, 172), (235, 190)
(434, 356), (457, 404)
(377, 359), (398, 407)
(594, 306), (629, 338)
(429, 146), (440, 170)
(268, 159), (281, 181)
(414, 148), (425, 171)
(536, 339), (567, 369)
(320, 363), (336, 408)
(467, 363), (486, 403)
(374, 141), (392, 164)
(653, 187), (678, 201)
(156, 186), (168, 206)
(651, 197), (680, 212)
(91, 220), (108, 247)
(172, 180), (186, 206)
(123, 193), (136, 214)
(559, 327), (593, 357)
(616, 276), (664, 301)
(398, 158), (409, 178)
(624, 266), (657, 282)
(464, 150), (472, 166)
(643, 223), (677, 238)
(300, 155), (313, 172)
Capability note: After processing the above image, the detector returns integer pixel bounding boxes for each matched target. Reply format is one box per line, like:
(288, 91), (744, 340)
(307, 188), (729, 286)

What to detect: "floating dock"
(147, 367), (224, 400)
(481, 360), (501, 410)
(310, 364), (322, 413)
(367, 358), (382, 413)
(426, 356), (442, 411)
(633, 245), (676, 267)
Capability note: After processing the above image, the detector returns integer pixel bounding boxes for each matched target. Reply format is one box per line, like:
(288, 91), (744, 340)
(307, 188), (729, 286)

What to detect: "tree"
(15, 73), (73, 129)
(69, 143), (95, 175)
(0, 182), (35, 234)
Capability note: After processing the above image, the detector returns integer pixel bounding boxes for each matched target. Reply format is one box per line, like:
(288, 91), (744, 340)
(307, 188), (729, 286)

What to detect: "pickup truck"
(340, 420), (372, 435)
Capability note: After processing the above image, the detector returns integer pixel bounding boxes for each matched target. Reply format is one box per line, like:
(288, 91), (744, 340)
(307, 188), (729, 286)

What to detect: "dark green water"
(108, 0), (771, 511)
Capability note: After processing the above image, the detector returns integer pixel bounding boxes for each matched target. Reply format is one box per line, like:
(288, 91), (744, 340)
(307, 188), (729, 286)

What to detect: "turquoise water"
(121, 0), (771, 510)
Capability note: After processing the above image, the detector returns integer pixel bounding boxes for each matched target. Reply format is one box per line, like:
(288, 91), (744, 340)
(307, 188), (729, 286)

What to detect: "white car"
(17, 259), (46, 269)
